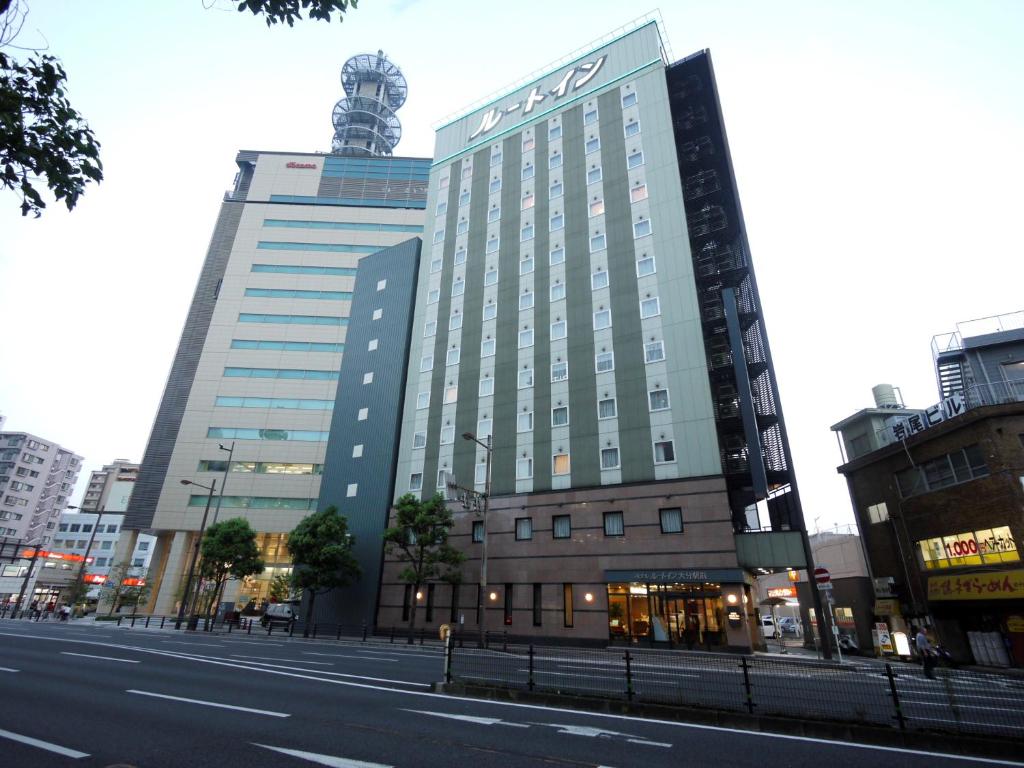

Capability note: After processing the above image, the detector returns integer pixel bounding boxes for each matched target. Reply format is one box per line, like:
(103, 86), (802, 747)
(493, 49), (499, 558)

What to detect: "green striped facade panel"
(530, 125), (553, 492)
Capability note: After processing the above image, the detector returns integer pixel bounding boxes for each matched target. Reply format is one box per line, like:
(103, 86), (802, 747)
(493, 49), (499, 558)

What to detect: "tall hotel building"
(121, 53), (430, 614)
(377, 21), (816, 648)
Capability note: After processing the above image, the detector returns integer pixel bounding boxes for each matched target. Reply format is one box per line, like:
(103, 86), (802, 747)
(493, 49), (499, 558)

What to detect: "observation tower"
(331, 50), (408, 157)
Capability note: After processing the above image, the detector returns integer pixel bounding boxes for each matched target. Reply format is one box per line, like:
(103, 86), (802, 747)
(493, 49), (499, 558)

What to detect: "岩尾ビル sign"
(927, 569), (1024, 601)
(887, 393), (966, 442)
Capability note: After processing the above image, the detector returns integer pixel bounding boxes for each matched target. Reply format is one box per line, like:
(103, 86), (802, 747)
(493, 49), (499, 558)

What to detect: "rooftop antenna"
(331, 50), (408, 157)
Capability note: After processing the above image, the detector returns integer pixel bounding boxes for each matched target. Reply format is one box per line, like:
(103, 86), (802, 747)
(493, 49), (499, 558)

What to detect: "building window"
(640, 296), (661, 318)
(598, 397), (617, 419)
(519, 292), (534, 311)
(587, 167), (602, 185)
(357, 407), (369, 421)
(895, 444), (989, 498)
(516, 457), (533, 479)
(452, 278), (465, 296)
(474, 462), (488, 485)
(548, 123), (562, 140)
(437, 469), (450, 489)
(591, 270), (609, 290)
(450, 313), (463, 331)
(517, 412), (534, 433)
(604, 511), (624, 536)
(372, 308), (383, 321)
(563, 584), (574, 628)
(550, 213), (564, 231)
(413, 431), (427, 449)
(551, 361), (568, 381)
(551, 406), (569, 427)
(523, 136), (535, 152)
(423, 321), (437, 338)
(552, 515), (571, 539)
(645, 341), (665, 363)
(457, 219), (468, 235)
(352, 444), (364, 458)
(590, 233), (606, 252)
(551, 319), (567, 340)
(593, 309), (611, 330)
(549, 152), (562, 169)
(489, 178), (501, 194)
(550, 283), (566, 302)
(488, 206), (500, 223)
(520, 257), (534, 276)
(368, 339), (379, 351)
(600, 447), (620, 470)
(518, 329), (534, 348)
(595, 351), (614, 372)
(630, 184), (648, 203)
(866, 502), (889, 524)
(649, 389), (670, 411)
(477, 418), (492, 438)
(533, 584), (543, 627)
(634, 220), (653, 238)
(504, 584), (514, 626)
(550, 180), (563, 199)
(481, 339), (496, 357)
(428, 289), (440, 304)
(522, 164), (534, 180)
(472, 521), (484, 543)
(455, 247), (467, 264)
(440, 425), (455, 444)
(552, 453), (570, 476)
(521, 193), (534, 210)
(660, 507), (683, 533)
(585, 137), (601, 154)
(635, 253), (657, 276)
(484, 268), (499, 286)
(549, 246), (565, 266)
(479, 377), (494, 397)
(622, 91), (638, 108)
(447, 348), (461, 367)
(515, 518), (533, 541)
(436, 201), (447, 216)
(483, 303), (498, 321)
(432, 228), (445, 244)
(417, 392), (430, 409)
(654, 440), (676, 464)
(376, 278), (387, 291)
(486, 238), (499, 254)
(589, 199), (605, 217)
(627, 150), (644, 169)
(624, 120), (640, 137)
(420, 355), (434, 372)
(346, 483), (358, 498)
(583, 108), (598, 126)
(409, 473), (423, 492)
(520, 224), (534, 242)
(459, 190), (470, 206)
(518, 369), (534, 389)
(490, 150), (502, 166)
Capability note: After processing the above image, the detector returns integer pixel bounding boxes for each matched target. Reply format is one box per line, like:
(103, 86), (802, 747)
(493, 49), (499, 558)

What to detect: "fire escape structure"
(331, 50), (408, 157)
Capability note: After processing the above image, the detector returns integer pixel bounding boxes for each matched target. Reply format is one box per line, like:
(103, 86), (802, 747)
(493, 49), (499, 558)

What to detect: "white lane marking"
(126, 689), (289, 717)
(0, 666), (19, 672)
(627, 738), (672, 748)
(0, 727), (89, 759)
(216, 657), (430, 687)
(159, 640), (222, 648)
(253, 743), (391, 767)
(1, 630), (1020, 765)
(61, 651), (139, 664)
(902, 697), (1024, 714)
(302, 652), (398, 662)
(403, 709), (529, 727)
(231, 654), (333, 665)
(519, 668), (700, 681)
(227, 640), (285, 646)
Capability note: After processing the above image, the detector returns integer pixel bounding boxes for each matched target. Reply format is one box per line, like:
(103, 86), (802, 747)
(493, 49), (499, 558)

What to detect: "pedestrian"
(60, 604), (71, 622)
(915, 626), (936, 679)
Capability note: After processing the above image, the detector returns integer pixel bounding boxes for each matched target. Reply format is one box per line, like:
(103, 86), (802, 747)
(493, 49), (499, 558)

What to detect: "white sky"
(1, 0), (1021, 530)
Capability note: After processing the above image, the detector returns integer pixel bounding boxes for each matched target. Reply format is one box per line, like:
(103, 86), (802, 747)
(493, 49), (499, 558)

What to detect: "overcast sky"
(1, 0), (1021, 530)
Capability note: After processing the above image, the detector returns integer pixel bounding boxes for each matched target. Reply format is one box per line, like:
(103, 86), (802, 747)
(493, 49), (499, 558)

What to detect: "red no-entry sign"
(814, 567), (831, 584)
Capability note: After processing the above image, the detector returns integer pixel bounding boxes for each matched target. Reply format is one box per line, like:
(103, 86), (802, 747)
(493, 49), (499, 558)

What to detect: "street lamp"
(66, 504), (104, 615)
(175, 478), (216, 630)
(212, 442), (234, 526)
(462, 431), (492, 649)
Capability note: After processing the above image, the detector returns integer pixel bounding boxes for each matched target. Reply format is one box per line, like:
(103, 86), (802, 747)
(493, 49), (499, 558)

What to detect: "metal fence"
(446, 641), (1024, 739)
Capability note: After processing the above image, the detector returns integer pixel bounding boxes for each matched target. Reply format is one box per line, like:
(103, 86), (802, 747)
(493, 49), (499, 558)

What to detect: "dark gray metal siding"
(124, 202), (244, 530)
(314, 238), (422, 627)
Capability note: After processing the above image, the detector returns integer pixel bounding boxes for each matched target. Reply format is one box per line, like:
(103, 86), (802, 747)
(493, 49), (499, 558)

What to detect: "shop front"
(605, 568), (753, 651)
(927, 567), (1024, 666)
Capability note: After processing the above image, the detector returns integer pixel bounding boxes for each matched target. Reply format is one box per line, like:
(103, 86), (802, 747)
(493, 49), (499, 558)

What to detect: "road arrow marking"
(403, 709), (529, 727)
(253, 743), (392, 767)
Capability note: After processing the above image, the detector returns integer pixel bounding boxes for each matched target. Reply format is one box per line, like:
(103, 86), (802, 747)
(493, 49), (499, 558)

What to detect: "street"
(0, 620), (1018, 767)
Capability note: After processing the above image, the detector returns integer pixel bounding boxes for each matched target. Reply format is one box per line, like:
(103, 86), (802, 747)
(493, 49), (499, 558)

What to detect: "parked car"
(778, 616), (800, 636)
(759, 615), (778, 639)
(260, 603), (296, 628)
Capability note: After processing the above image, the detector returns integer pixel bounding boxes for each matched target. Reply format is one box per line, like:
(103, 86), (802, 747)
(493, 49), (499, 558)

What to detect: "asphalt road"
(0, 619), (1018, 768)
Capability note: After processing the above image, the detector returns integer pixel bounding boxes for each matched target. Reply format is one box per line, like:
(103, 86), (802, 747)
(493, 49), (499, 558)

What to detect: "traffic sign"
(814, 566), (831, 585)
(817, 581), (833, 591)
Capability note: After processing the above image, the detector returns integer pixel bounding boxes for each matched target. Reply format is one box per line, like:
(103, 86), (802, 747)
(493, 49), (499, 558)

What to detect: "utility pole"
(175, 478), (216, 630)
(66, 504), (104, 614)
(458, 432), (492, 649)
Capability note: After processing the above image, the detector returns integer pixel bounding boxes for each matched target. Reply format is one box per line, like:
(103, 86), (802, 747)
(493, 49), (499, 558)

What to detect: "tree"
(383, 493), (464, 643)
(288, 506), (361, 637)
(197, 517), (264, 620)
(0, 1), (103, 217)
(268, 572), (295, 603)
(99, 563), (152, 616)
(236, 0), (358, 26)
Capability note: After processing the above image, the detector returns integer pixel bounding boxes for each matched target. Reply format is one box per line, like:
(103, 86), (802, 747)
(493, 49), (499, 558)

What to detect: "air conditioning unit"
(873, 576), (896, 597)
